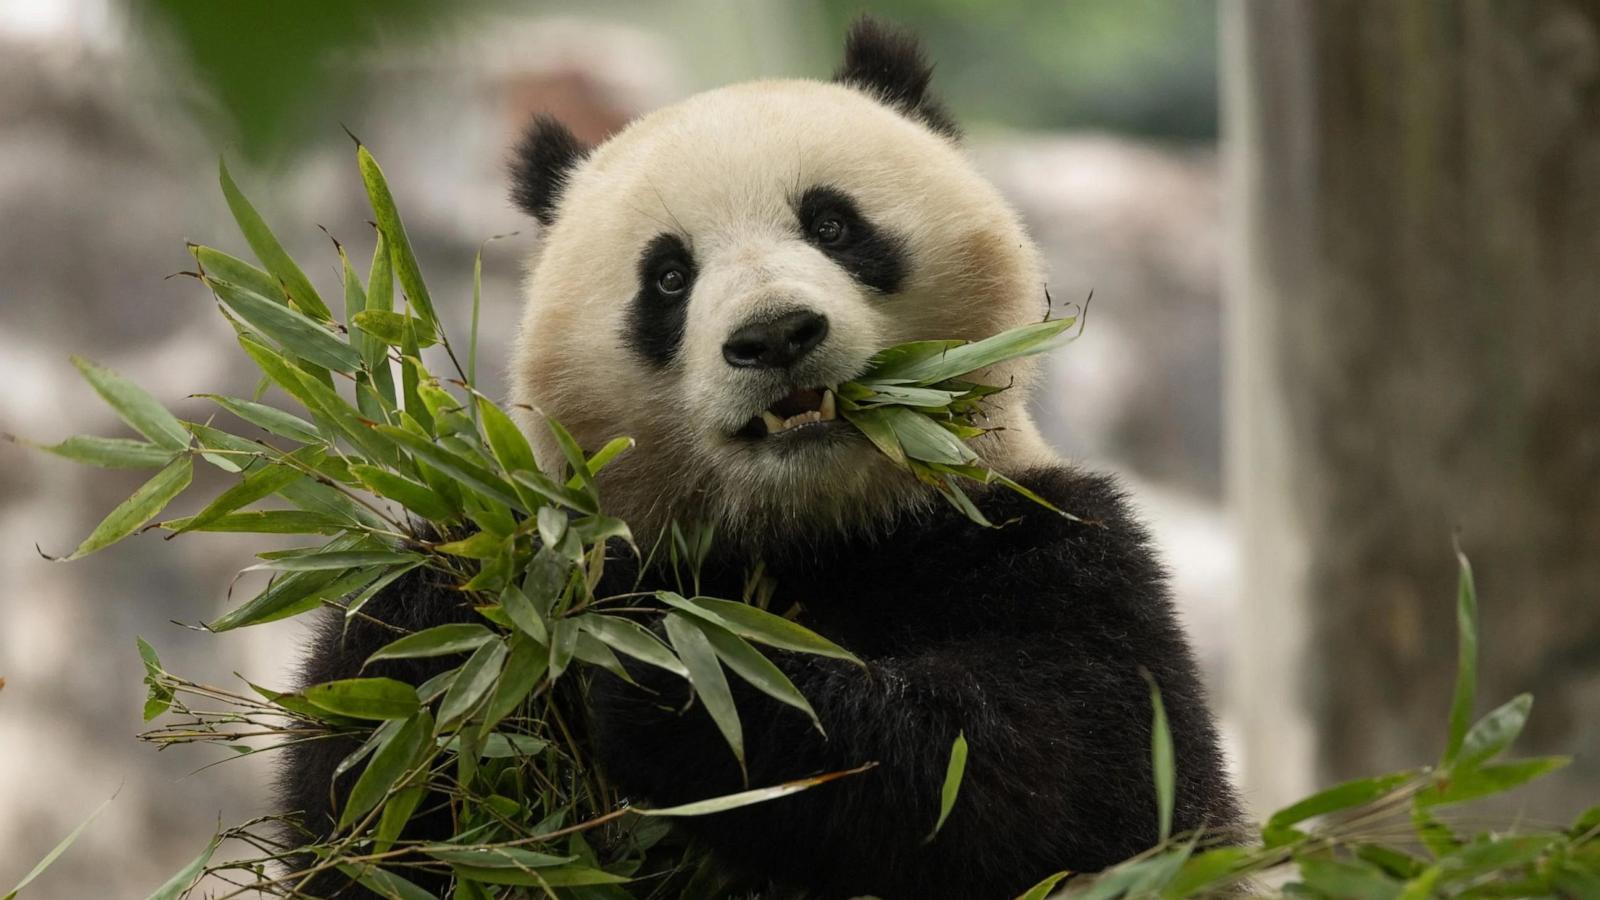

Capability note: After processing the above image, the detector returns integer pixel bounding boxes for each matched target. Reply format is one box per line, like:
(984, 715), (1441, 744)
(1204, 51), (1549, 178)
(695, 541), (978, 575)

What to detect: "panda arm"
(588, 467), (1241, 898)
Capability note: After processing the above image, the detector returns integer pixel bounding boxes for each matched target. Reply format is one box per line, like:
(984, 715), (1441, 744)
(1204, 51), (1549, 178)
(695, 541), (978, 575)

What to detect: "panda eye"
(811, 214), (848, 246)
(656, 267), (688, 297)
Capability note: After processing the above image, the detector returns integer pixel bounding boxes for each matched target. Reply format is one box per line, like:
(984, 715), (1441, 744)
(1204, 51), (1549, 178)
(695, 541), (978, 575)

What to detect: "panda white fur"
(281, 18), (1241, 899)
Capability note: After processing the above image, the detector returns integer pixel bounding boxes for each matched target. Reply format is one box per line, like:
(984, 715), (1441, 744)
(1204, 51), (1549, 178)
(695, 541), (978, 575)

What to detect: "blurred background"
(1, 1), (1595, 897)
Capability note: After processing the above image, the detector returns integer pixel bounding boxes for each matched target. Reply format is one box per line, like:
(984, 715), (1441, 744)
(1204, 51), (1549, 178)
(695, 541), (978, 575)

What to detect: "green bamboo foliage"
(15, 143), (1598, 900)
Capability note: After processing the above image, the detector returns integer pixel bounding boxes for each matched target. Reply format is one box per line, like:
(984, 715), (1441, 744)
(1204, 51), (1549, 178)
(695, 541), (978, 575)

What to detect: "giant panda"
(281, 18), (1241, 900)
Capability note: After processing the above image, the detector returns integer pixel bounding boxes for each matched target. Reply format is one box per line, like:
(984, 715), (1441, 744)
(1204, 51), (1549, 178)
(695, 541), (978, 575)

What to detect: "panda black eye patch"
(624, 232), (697, 368)
(796, 185), (907, 294)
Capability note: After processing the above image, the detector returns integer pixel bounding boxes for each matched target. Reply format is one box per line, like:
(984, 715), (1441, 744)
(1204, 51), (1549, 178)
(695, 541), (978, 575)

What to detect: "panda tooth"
(761, 411), (785, 434)
(820, 389), (836, 421)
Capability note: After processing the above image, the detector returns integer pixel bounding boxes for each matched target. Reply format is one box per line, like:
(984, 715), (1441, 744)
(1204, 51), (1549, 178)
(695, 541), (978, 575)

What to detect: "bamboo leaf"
(536, 505), (567, 549)
(65, 456), (192, 559)
(350, 464), (458, 521)
(852, 384), (963, 408)
(352, 310), (439, 347)
(177, 447), (321, 533)
(1296, 855), (1402, 900)
(511, 469), (595, 515)
(158, 509), (347, 535)
(548, 616), (579, 680)
(367, 624), (496, 664)
(138, 637), (171, 721)
(580, 436), (635, 481)
(858, 339), (965, 381)
(1071, 845), (1194, 900)
(144, 835), (220, 900)
(438, 639), (509, 729)
(636, 763), (876, 817)
(1161, 847), (1251, 899)
(190, 244), (282, 302)
(70, 356), (190, 450)
(344, 563), (423, 621)
(29, 435), (177, 469)
(218, 157), (331, 319)
(337, 709), (433, 829)
(434, 530), (504, 560)
(187, 422), (377, 527)
(579, 615), (685, 677)
(337, 863), (435, 900)
(365, 228), (398, 405)
(663, 613), (744, 775)
(500, 584), (549, 644)
(659, 593), (860, 664)
(1013, 871), (1072, 900)
(197, 394), (323, 443)
(1417, 756), (1570, 808)
(1457, 693), (1534, 771)
(478, 396), (538, 476)
(880, 405), (977, 465)
(373, 784), (425, 854)
(873, 318), (1073, 384)
(573, 630), (634, 683)
(238, 335), (401, 466)
(334, 718), (404, 782)
(926, 731), (969, 843)
(305, 677), (421, 721)
(448, 865), (630, 888)
(546, 417), (596, 500)
(839, 406), (907, 466)
(424, 847), (576, 869)
(1144, 669), (1176, 843)
(4, 791), (116, 900)
(376, 424), (524, 512)
(206, 535), (373, 631)
(699, 622), (818, 731)
(248, 550), (421, 572)
(206, 275), (361, 373)
(477, 634), (548, 737)
(445, 732), (547, 759)
(358, 145), (438, 333)
(1263, 772), (1418, 847)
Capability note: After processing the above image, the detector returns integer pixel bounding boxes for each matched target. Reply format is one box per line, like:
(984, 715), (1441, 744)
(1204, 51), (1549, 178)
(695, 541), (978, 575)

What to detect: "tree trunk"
(1224, 0), (1600, 817)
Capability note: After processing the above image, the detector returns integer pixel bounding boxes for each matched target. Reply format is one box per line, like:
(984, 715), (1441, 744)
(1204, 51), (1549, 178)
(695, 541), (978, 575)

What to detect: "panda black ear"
(509, 114), (590, 226)
(832, 16), (959, 139)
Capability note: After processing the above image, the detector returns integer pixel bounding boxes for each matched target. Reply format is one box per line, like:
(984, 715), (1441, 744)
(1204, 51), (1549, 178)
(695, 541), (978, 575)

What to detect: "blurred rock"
(982, 135), (1223, 499)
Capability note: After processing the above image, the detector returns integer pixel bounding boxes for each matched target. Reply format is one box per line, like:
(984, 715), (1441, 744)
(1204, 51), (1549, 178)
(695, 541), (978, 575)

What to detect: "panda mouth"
(739, 387), (839, 438)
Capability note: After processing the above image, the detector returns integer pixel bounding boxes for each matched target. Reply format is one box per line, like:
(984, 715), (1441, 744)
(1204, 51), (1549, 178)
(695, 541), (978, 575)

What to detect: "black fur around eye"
(796, 185), (907, 294)
(626, 233), (696, 367)
(656, 267), (688, 296)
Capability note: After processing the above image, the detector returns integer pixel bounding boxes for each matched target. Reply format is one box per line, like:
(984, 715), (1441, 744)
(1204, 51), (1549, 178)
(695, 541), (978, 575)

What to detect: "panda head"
(509, 18), (1052, 545)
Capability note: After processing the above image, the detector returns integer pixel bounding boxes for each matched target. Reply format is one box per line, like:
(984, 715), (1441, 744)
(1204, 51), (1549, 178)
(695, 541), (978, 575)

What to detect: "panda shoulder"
(974, 463), (1167, 595)
(992, 464), (1150, 538)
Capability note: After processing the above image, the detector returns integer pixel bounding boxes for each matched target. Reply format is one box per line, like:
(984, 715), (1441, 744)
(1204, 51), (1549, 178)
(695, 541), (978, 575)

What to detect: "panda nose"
(722, 310), (830, 370)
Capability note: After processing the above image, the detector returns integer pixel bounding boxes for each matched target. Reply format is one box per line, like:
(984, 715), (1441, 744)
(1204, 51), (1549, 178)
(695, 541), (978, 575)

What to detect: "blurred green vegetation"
(814, 0), (1218, 138)
(129, 0), (500, 161)
(129, 0), (1216, 160)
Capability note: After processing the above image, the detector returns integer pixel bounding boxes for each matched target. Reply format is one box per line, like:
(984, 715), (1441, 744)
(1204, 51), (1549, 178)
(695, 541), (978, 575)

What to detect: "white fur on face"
(510, 79), (1053, 544)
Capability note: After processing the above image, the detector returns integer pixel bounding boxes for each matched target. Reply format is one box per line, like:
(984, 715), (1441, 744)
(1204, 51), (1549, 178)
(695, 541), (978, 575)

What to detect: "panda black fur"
(279, 17), (1242, 899)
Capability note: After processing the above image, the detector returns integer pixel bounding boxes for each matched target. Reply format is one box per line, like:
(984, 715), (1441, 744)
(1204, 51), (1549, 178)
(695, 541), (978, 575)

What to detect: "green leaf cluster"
(20, 144), (877, 899)
(839, 319), (1077, 526)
